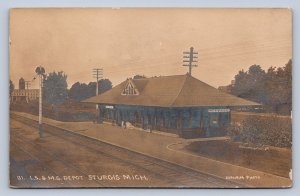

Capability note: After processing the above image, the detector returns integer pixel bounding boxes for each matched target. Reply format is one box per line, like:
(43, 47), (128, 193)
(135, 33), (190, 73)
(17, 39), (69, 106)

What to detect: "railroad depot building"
(83, 74), (260, 138)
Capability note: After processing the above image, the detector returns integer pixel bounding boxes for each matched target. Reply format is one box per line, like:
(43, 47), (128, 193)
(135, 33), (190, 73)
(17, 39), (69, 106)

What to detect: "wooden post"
(38, 74), (43, 138)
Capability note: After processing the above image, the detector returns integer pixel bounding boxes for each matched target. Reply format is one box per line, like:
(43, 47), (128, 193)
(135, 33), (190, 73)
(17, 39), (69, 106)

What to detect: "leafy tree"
(9, 80), (15, 97)
(99, 79), (113, 94)
(229, 60), (292, 114)
(284, 60), (292, 112)
(133, 74), (146, 79)
(43, 71), (68, 105)
(69, 82), (88, 101)
(231, 70), (248, 97)
(69, 79), (112, 101)
(264, 60), (292, 113)
(231, 65), (266, 103)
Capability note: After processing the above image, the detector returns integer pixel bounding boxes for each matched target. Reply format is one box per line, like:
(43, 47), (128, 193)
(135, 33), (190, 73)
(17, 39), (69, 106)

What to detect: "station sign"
(208, 108), (230, 113)
(105, 105), (114, 109)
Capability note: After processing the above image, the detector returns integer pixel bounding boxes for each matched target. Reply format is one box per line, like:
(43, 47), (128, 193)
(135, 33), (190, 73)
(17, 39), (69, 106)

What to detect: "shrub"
(227, 115), (292, 148)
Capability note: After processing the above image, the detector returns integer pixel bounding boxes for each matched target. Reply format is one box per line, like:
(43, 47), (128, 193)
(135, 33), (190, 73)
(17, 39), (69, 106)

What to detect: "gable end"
(121, 79), (140, 96)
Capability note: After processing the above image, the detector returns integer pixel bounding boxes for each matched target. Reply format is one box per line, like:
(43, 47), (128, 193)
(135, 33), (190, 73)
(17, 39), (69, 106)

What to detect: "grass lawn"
(185, 140), (291, 178)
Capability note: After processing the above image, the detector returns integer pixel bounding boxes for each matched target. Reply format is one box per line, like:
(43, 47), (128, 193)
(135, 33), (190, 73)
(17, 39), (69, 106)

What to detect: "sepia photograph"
(9, 8), (292, 188)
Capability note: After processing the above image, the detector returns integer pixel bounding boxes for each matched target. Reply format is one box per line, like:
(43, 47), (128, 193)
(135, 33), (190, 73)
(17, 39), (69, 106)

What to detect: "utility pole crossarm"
(182, 47), (198, 76)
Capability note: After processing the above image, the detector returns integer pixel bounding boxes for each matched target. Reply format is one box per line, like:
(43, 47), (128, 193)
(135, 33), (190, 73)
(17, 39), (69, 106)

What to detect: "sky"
(9, 8), (292, 89)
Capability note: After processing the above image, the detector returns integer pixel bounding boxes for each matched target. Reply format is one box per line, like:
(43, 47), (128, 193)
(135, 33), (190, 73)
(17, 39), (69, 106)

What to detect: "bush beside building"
(227, 115), (292, 148)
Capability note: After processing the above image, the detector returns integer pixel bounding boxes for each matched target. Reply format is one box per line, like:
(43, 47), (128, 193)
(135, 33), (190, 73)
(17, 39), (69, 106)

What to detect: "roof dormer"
(121, 79), (140, 95)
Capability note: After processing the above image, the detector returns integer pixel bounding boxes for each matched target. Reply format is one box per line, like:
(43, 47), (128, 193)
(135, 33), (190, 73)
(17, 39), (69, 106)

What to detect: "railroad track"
(10, 113), (243, 188)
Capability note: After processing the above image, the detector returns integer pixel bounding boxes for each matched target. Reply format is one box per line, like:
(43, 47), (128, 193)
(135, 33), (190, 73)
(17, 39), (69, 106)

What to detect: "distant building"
(11, 89), (39, 103)
(11, 77), (39, 103)
(19, 77), (25, 90)
(83, 74), (260, 138)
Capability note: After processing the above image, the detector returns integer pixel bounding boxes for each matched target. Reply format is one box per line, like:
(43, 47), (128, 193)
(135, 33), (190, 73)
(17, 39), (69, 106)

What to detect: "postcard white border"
(1, 0), (299, 196)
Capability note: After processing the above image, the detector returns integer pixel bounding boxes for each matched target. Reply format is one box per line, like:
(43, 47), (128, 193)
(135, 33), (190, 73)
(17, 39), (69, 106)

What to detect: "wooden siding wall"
(98, 104), (231, 138)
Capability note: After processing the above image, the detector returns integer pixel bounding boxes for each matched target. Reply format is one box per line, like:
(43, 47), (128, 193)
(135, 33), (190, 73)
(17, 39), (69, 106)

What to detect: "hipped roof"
(82, 74), (260, 107)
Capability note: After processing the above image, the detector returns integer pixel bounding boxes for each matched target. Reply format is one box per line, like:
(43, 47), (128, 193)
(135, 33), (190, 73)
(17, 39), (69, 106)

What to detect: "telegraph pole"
(183, 47), (198, 76)
(35, 66), (45, 138)
(92, 68), (103, 109)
